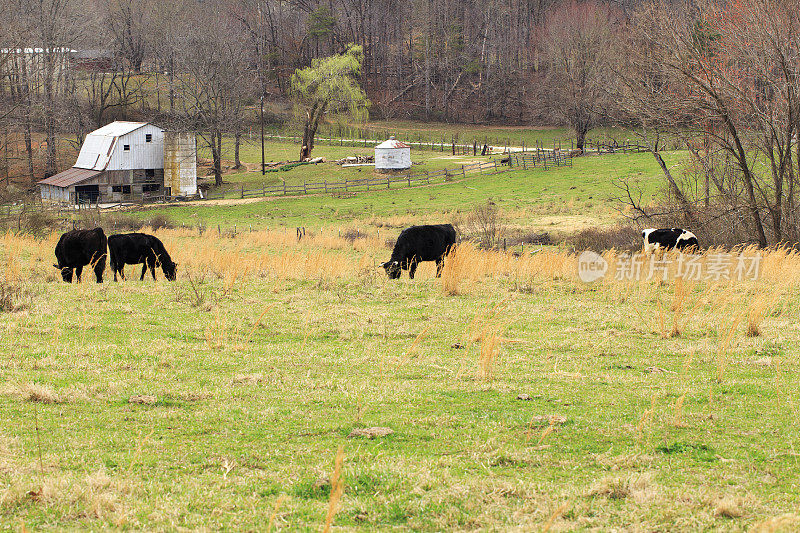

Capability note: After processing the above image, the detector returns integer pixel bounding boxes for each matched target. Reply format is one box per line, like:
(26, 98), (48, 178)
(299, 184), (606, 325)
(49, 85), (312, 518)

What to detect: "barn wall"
(106, 124), (165, 171)
(39, 184), (69, 202)
(40, 169), (166, 203)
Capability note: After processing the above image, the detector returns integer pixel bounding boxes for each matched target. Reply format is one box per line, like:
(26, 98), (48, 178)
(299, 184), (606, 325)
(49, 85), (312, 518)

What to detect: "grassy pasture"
(136, 149), (673, 234)
(195, 137), (491, 196)
(2, 228), (800, 530)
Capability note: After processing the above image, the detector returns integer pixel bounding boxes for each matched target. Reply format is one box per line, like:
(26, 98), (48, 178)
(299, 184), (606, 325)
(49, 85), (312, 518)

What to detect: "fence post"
(452, 141), (455, 155)
(241, 185), (244, 199)
(387, 176), (390, 189)
(344, 179), (348, 192)
(283, 181), (286, 195)
(304, 180), (307, 194)
(407, 174), (411, 187)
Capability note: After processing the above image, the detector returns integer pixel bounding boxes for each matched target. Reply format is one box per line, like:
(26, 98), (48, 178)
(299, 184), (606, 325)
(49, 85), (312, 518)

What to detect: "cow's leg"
(75, 265), (83, 282)
(94, 254), (105, 283)
(149, 260), (157, 281)
(140, 263), (147, 281)
(408, 260), (419, 279)
(435, 257), (444, 277)
(119, 265), (126, 281)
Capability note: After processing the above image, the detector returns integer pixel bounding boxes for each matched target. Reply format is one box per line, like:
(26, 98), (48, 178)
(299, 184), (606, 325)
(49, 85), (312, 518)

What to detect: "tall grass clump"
(441, 242), (478, 295)
(465, 301), (511, 381)
(323, 445), (345, 533)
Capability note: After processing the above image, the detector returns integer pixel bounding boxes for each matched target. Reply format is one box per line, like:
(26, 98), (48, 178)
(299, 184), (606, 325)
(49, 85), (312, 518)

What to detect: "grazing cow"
(642, 228), (699, 253)
(381, 224), (457, 279)
(108, 233), (177, 281)
(53, 228), (107, 283)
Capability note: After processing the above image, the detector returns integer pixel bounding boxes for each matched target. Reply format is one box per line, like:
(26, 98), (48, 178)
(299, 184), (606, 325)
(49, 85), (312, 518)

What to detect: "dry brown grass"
(713, 496), (744, 518)
(323, 445), (345, 533)
(752, 513), (800, 532)
(3, 230), (800, 357)
(16, 382), (63, 404)
(465, 301), (512, 381)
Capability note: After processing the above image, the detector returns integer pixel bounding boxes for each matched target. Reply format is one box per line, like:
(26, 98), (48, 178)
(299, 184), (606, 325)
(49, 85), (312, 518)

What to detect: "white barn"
(39, 121), (197, 203)
(375, 136), (411, 171)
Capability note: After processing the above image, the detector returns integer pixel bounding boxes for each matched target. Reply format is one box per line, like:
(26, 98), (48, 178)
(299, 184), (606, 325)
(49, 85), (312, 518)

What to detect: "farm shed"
(375, 136), (411, 171)
(38, 121), (197, 204)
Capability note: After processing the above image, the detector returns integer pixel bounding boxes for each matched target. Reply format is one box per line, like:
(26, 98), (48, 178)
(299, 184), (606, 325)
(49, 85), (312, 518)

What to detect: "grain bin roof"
(38, 167), (102, 188)
(376, 137), (410, 149)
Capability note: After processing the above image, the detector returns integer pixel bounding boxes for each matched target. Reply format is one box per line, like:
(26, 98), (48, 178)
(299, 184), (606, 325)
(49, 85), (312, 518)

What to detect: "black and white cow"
(108, 233), (177, 281)
(642, 228), (699, 253)
(381, 224), (457, 279)
(53, 227), (107, 283)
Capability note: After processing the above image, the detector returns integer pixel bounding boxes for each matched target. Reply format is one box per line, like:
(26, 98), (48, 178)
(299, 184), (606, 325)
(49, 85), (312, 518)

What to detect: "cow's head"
(53, 263), (72, 282)
(162, 260), (178, 281)
(381, 260), (402, 279)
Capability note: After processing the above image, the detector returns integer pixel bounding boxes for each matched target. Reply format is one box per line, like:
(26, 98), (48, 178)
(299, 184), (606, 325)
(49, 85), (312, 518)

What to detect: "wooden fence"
(583, 139), (648, 154)
(206, 159), (513, 200)
(511, 150), (574, 169)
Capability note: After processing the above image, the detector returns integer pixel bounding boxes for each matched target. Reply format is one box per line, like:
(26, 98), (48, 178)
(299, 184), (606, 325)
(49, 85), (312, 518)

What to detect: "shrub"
(566, 225), (641, 252)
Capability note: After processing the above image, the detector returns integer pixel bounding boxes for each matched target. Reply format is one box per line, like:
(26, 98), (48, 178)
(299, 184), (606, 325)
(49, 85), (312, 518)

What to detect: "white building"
(38, 121), (197, 203)
(375, 136), (411, 171)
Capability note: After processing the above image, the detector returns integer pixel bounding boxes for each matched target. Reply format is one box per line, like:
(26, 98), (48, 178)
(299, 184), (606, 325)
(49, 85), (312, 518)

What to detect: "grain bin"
(375, 136), (411, 171)
(164, 132), (197, 196)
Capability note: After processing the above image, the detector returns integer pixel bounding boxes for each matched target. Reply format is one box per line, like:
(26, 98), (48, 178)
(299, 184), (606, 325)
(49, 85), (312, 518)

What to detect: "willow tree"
(291, 44), (369, 161)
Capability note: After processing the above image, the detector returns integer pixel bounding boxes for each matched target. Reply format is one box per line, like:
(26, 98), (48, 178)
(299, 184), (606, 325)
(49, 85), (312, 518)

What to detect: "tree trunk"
(300, 104), (320, 161)
(576, 125), (587, 153)
(212, 131), (223, 187)
(724, 120), (768, 247)
(234, 132), (241, 169)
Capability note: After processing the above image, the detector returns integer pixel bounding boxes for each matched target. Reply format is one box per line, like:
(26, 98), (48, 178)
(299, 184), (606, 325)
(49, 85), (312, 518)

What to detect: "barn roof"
(376, 136), (410, 149)
(38, 167), (102, 188)
(89, 121), (149, 137)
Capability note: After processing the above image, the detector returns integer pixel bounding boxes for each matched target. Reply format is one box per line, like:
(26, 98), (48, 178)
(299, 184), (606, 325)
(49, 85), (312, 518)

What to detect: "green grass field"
(5, 122), (798, 531)
(2, 231), (800, 530)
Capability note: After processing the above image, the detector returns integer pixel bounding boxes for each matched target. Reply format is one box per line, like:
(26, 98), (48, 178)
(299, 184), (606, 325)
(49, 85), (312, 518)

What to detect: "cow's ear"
(52, 264), (59, 269)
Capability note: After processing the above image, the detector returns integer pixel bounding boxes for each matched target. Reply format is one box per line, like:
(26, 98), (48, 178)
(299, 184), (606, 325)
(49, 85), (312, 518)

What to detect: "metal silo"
(164, 132), (197, 196)
(375, 136), (411, 171)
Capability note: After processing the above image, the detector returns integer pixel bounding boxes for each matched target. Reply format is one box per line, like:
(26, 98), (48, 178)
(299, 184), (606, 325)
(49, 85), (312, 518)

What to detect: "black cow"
(53, 228), (107, 283)
(642, 228), (699, 253)
(381, 224), (457, 279)
(108, 233), (177, 281)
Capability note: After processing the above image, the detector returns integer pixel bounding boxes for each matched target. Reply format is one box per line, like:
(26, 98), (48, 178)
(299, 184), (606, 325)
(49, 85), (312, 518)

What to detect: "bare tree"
(172, 0), (252, 186)
(539, 0), (617, 152)
(619, 0), (800, 246)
